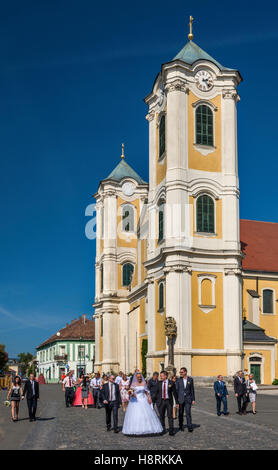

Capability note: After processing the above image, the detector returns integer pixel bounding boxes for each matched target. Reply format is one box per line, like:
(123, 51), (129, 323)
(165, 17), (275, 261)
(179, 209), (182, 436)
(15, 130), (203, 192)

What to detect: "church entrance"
(250, 364), (261, 384)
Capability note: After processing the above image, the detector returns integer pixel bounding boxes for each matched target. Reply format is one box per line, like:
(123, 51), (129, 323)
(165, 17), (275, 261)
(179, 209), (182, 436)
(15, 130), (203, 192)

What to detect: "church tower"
(144, 17), (243, 379)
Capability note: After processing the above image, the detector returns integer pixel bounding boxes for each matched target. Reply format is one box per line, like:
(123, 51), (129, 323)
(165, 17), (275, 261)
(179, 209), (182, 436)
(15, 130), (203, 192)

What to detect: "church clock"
(195, 70), (213, 91)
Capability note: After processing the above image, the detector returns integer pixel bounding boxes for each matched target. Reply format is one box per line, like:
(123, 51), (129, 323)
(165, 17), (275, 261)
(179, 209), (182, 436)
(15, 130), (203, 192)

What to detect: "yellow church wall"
(244, 349), (272, 385)
(100, 238), (104, 253)
(156, 112), (167, 186)
(141, 239), (148, 282)
(153, 358), (163, 373)
(116, 196), (139, 249)
(139, 298), (146, 335)
(201, 279), (213, 305)
(188, 92), (222, 172)
(192, 355), (227, 377)
(155, 279), (166, 352)
(191, 271), (224, 349)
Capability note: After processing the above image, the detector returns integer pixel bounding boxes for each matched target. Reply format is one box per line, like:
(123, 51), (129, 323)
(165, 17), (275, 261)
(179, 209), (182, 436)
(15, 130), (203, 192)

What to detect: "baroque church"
(93, 20), (278, 384)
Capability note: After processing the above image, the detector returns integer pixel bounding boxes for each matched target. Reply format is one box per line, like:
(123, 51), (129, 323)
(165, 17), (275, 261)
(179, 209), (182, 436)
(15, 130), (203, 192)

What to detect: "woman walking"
(246, 373), (258, 414)
(7, 376), (24, 422)
(120, 374), (130, 412)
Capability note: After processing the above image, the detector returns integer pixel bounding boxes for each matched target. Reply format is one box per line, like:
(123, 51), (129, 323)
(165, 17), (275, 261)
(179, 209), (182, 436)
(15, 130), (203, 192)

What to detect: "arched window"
(122, 205), (134, 232)
(197, 195), (215, 233)
(262, 289), (274, 314)
(201, 279), (213, 306)
(159, 114), (166, 158)
(122, 263), (134, 287)
(158, 204), (164, 242)
(159, 282), (164, 311)
(196, 104), (213, 146)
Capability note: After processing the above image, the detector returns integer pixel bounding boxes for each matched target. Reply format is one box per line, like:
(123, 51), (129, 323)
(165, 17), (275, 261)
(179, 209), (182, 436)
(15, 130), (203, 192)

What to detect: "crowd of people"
(5, 367), (258, 435)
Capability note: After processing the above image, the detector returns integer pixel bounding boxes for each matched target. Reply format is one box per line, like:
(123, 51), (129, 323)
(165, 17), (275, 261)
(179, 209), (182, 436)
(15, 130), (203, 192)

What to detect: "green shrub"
(272, 378), (278, 386)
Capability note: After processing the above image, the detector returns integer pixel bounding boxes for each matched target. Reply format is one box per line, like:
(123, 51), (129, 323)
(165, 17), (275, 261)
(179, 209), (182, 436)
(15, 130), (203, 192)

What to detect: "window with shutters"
(262, 289), (274, 314)
(122, 263), (134, 287)
(159, 114), (166, 158)
(196, 104), (213, 146)
(122, 204), (134, 232)
(196, 195), (215, 233)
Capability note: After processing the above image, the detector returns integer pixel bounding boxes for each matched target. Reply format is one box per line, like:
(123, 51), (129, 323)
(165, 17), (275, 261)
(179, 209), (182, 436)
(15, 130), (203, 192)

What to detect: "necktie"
(69, 377), (71, 387)
(163, 381), (166, 400)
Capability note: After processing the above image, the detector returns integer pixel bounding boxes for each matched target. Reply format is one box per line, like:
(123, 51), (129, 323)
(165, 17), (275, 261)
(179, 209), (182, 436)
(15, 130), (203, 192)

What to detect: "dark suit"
(147, 378), (159, 408)
(157, 380), (178, 433)
(214, 380), (228, 415)
(175, 376), (195, 429)
(23, 379), (39, 420)
(234, 376), (247, 413)
(101, 382), (121, 430)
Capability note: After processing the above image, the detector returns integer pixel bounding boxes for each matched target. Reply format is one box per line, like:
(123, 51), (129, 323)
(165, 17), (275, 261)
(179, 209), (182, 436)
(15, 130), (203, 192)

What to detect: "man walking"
(102, 374), (121, 433)
(157, 370), (178, 436)
(23, 373), (40, 422)
(234, 370), (248, 415)
(147, 372), (159, 410)
(175, 367), (195, 432)
(90, 372), (102, 408)
(62, 370), (76, 407)
(214, 374), (229, 416)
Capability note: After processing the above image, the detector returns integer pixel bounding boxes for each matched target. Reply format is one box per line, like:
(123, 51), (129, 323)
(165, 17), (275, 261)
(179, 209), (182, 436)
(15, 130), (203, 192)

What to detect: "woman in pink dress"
(120, 374), (130, 412)
(73, 375), (94, 408)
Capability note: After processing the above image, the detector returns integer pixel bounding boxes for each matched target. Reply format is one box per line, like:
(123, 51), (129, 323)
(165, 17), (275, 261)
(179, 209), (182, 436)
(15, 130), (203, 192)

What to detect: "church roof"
(173, 40), (232, 71)
(240, 219), (278, 273)
(243, 318), (277, 344)
(105, 159), (146, 185)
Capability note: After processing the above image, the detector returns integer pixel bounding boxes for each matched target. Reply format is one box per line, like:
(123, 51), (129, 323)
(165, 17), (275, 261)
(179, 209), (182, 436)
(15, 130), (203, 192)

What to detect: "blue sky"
(1, 0), (278, 357)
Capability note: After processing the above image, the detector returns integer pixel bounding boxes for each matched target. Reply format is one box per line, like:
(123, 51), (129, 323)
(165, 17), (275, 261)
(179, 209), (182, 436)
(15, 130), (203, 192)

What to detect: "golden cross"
(121, 143), (125, 159)
(188, 15), (194, 41)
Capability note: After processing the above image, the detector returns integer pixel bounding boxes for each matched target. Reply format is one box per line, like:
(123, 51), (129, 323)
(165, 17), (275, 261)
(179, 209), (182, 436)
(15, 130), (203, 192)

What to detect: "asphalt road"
(1, 384), (278, 450)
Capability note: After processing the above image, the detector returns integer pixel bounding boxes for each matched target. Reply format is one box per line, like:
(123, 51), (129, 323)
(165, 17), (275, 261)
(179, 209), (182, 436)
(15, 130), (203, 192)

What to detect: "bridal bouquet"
(128, 389), (135, 397)
(4, 400), (10, 407)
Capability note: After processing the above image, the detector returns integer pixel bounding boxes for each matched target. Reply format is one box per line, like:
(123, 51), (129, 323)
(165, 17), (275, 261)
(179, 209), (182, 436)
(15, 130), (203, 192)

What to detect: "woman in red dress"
(73, 374), (94, 408)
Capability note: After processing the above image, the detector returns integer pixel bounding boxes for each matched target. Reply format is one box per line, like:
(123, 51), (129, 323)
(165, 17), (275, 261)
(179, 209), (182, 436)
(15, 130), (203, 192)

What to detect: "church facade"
(93, 27), (278, 384)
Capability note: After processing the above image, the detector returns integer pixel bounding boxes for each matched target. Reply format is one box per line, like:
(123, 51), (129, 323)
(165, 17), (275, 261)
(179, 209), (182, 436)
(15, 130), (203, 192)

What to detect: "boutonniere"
(168, 384), (172, 388)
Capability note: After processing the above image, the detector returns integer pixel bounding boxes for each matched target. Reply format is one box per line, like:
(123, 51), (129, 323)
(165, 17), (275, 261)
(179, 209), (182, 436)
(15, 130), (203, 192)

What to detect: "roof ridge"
(241, 219), (278, 225)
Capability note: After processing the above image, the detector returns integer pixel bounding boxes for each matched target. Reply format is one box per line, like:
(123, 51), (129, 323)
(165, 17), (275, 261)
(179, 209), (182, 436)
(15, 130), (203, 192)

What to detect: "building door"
(250, 364), (261, 384)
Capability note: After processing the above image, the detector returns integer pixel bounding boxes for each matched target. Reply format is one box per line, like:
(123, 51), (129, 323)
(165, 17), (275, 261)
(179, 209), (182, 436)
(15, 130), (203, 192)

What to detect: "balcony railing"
(54, 354), (68, 361)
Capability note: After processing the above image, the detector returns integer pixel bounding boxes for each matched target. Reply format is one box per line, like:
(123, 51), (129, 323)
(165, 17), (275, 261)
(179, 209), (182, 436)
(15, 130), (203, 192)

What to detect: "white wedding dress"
(122, 385), (163, 435)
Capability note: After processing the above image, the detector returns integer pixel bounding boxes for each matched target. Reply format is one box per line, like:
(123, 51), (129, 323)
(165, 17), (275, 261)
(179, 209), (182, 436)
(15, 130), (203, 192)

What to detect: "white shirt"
(90, 377), (102, 388)
(63, 376), (75, 387)
(30, 380), (35, 396)
(109, 382), (116, 401)
(115, 376), (123, 385)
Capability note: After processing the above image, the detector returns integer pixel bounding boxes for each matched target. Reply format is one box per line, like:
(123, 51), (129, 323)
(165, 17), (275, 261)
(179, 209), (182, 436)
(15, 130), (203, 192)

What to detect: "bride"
(122, 372), (163, 435)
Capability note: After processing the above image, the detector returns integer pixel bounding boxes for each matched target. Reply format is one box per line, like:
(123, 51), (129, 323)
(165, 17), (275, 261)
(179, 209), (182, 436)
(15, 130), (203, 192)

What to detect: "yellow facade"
(192, 355), (227, 377)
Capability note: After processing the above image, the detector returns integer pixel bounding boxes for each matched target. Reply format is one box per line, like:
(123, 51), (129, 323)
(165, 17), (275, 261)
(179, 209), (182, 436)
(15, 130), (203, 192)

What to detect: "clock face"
(195, 70), (213, 91)
(122, 182), (135, 197)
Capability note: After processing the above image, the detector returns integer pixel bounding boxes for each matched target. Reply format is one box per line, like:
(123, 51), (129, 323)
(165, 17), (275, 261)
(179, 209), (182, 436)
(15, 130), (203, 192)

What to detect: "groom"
(157, 370), (178, 436)
(102, 374), (121, 433)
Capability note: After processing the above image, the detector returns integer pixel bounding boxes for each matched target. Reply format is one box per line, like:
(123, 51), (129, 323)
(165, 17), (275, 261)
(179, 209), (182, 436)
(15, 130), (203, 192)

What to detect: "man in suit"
(175, 367), (195, 432)
(62, 370), (76, 407)
(147, 372), (159, 410)
(234, 370), (248, 415)
(214, 374), (229, 416)
(23, 373), (40, 422)
(157, 370), (178, 436)
(102, 374), (121, 433)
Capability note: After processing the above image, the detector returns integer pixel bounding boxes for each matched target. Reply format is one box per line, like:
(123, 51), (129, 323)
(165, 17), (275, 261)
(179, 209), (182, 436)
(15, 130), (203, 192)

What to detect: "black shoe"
(169, 430), (174, 436)
(33, 417), (36, 421)
(29, 419), (33, 422)
(179, 425), (184, 431)
(114, 428), (119, 433)
(66, 405), (69, 408)
(217, 413), (221, 416)
(106, 426), (111, 432)
(188, 427), (193, 432)
(224, 412), (229, 416)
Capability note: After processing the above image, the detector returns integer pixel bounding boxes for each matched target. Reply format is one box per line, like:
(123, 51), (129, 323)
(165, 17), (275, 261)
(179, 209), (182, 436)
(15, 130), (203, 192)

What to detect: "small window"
(196, 104), (213, 146)
(158, 205), (164, 242)
(78, 346), (85, 358)
(197, 195), (215, 233)
(159, 114), (166, 158)
(100, 264), (104, 292)
(122, 263), (134, 287)
(159, 282), (164, 311)
(122, 205), (134, 232)
(263, 289), (274, 314)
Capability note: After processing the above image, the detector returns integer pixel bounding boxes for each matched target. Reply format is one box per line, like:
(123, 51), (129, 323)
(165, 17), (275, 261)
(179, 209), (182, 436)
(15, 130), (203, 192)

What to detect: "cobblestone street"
(1, 384), (278, 450)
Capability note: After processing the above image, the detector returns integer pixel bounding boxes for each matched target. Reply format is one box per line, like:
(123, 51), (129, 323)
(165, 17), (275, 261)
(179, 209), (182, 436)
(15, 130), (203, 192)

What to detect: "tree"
(141, 339), (148, 377)
(0, 344), (8, 373)
(18, 352), (34, 376)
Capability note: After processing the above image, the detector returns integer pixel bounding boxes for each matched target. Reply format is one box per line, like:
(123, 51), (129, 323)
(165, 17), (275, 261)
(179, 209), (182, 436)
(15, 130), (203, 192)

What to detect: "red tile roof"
(240, 219), (278, 273)
(37, 315), (95, 349)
